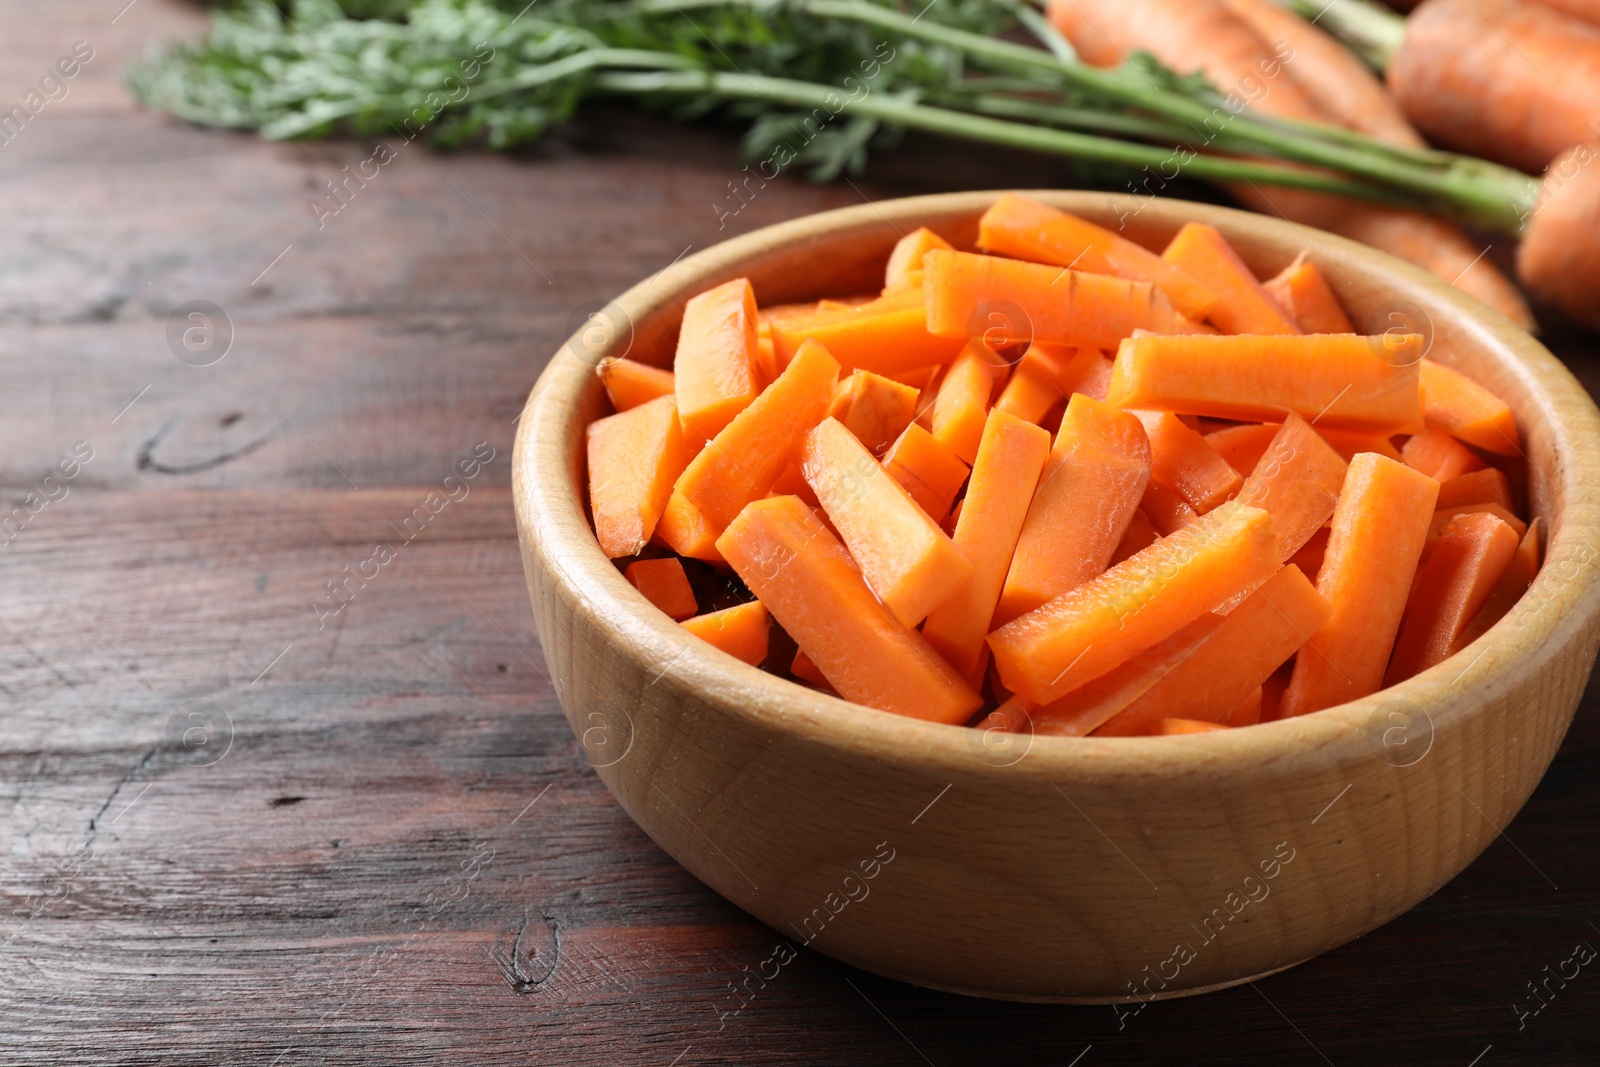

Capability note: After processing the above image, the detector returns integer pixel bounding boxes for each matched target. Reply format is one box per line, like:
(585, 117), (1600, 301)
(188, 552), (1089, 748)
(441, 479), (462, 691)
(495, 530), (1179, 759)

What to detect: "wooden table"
(2, 4), (1596, 1063)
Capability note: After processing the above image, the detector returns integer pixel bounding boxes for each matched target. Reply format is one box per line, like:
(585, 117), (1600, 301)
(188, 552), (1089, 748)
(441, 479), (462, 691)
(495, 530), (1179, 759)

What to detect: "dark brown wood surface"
(2, 3), (1596, 1063)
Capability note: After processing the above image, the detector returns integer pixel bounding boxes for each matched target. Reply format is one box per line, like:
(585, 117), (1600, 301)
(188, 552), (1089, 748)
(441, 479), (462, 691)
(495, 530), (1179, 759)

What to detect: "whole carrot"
(1045, 0), (1535, 328)
(1386, 0), (1600, 174)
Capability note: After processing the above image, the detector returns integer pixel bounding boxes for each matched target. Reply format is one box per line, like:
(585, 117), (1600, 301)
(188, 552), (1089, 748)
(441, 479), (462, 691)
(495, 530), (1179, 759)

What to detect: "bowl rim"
(514, 190), (1600, 782)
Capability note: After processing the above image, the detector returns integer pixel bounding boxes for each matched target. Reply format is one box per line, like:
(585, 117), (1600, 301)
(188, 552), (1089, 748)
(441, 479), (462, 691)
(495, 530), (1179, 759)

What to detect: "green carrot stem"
(796, 0), (1537, 232)
(1275, 0), (1407, 71)
(594, 69), (1405, 200)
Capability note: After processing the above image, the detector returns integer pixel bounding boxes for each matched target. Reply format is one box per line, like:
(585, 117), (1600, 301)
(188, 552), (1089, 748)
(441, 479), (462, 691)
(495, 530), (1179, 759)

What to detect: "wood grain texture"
(3, 2), (1599, 1063)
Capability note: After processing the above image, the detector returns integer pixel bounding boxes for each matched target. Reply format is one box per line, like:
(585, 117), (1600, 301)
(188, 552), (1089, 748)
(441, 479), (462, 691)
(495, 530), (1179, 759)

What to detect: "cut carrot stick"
(1401, 422), (1486, 483)
(1094, 564), (1331, 736)
(1418, 359), (1520, 455)
(1108, 332), (1424, 435)
(1454, 518), (1541, 653)
(1031, 613), (1226, 736)
(715, 495), (981, 723)
(599, 359), (676, 412)
(989, 500), (1280, 705)
(884, 268), (924, 295)
(889, 364), (942, 392)
(928, 342), (1007, 464)
(624, 557), (700, 620)
(1140, 480), (1200, 537)
(976, 193), (1218, 320)
(886, 226), (954, 288)
(1235, 413), (1349, 561)
(674, 278), (762, 446)
(768, 293), (964, 376)
(977, 693), (1035, 735)
(1134, 410), (1243, 513)
(1259, 664), (1292, 723)
(587, 395), (692, 558)
(681, 599), (770, 666)
(1076, 352), (1116, 402)
(923, 249), (1185, 350)
(675, 338), (840, 529)
(1280, 454), (1440, 717)
(1159, 222), (1300, 335)
(1263, 253), (1355, 334)
(653, 489), (726, 564)
(994, 344), (1069, 424)
(1156, 718), (1229, 734)
(770, 461), (820, 508)
(995, 394), (1151, 624)
(1111, 508), (1160, 565)
(923, 410), (1053, 683)
(1431, 503), (1527, 541)
(1288, 525), (1331, 580)
(1437, 467), (1514, 511)
(882, 423), (971, 524)
(817, 295), (879, 312)
(829, 369), (920, 455)
(790, 648), (834, 690)
(1314, 427), (1405, 463)
(1228, 686), (1264, 728)
(802, 417), (973, 628)
(1205, 422), (1280, 476)
(1386, 512), (1521, 684)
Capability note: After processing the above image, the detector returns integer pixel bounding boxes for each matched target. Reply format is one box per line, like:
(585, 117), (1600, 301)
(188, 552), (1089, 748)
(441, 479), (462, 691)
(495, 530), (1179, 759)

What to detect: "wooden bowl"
(512, 192), (1600, 1002)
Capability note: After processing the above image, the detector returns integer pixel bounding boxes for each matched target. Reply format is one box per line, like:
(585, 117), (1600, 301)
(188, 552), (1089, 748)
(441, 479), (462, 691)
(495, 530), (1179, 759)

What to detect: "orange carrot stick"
(923, 410), (1053, 683)
(1402, 422), (1486, 483)
(976, 193), (1218, 320)
(1280, 454), (1440, 716)
(923, 249), (1185, 350)
(996, 394), (1151, 624)
(926, 341), (1007, 464)
(989, 501), (1280, 705)
(1436, 467), (1514, 512)
(653, 490), (727, 564)
(587, 395), (693, 558)
(1031, 612), (1227, 736)
(886, 227), (954, 289)
(624, 557), (700, 620)
(769, 294), (964, 377)
(675, 338), (841, 529)
(599, 359), (676, 412)
(1259, 664), (1292, 723)
(1314, 427), (1405, 463)
(1094, 564), (1331, 735)
(1228, 686), (1264, 728)
(1235, 413), (1349, 561)
(994, 345), (1069, 425)
(1110, 508), (1161, 566)
(1453, 518), (1541, 652)
(1418, 359), (1520, 455)
(789, 648), (832, 689)
(681, 599), (770, 666)
(1263, 253), (1355, 334)
(1205, 422), (1281, 475)
(716, 495), (981, 723)
(1159, 223), (1300, 335)
(1134, 410), (1243, 514)
(1385, 512), (1521, 684)
(1108, 332), (1424, 435)
(802, 417), (974, 628)
(829, 369), (921, 455)
(1430, 503), (1527, 541)
(1155, 718), (1229, 735)
(675, 278), (762, 446)
(1288, 525), (1331, 580)
(882, 423), (971, 524)
(1139, 480), (1201, 537)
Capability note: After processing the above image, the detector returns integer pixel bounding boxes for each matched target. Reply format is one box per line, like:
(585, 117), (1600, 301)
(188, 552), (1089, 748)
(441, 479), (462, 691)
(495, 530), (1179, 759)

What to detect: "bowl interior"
(522, 190), (1600, 781)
